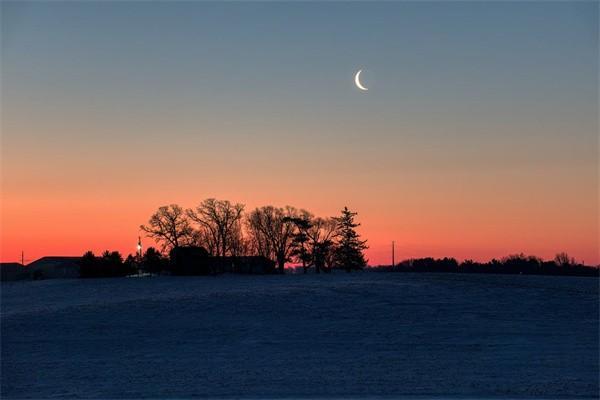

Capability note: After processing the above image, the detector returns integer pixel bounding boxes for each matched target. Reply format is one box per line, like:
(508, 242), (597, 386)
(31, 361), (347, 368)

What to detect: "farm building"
(27, 257), (81, 279)
(0, 263), (29, 282)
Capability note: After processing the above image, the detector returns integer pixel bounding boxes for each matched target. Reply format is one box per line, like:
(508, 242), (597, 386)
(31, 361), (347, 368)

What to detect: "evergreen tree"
(123, 254), (139, 275)
(288, 215), (313, 274)
(142, 247), (167, 274)
(80, 251), (97, 278)
(333, 207), (368, 272)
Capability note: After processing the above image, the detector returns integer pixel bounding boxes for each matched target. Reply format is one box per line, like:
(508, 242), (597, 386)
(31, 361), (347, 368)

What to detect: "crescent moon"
(354, 69), (368, 91)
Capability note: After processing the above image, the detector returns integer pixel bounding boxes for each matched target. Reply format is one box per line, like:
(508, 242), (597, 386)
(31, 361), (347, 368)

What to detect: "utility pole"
(20, 251), (30, 266)
(392, 241), (395, 269)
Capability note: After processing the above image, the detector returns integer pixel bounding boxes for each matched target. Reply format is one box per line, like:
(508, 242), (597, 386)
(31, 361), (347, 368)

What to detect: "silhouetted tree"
(124, 254), (138, 272)
(228, 220), (249, 257)
(141, 204), (196, 252)
(389, 253), (598, 277)
(102, 250), (123, 265)
(501, 253), (542, 274)
(187, 198), (245, 257)
(141, 247), (167, 274)
(410, 257), (458, 272)
(80, 250), (133, 278)
(554, 252), (576, 267)
(80, 251), (97, 278)
(308, 217), (337, 273)
(102, 251), (128, 276)
(246, 210), (273, 259)
(288, 213), (313, 273)
(333, 207), (368, 272)
(247, 206), (299, 273)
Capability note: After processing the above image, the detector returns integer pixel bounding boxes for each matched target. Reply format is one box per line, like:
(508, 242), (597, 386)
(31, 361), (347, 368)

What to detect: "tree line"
(80, 248), (166, 278)
(79, 247), (597, 278)
(139, 199), (368, 274)
(76, 198), (597, 278)
(375, 252), (598, 277)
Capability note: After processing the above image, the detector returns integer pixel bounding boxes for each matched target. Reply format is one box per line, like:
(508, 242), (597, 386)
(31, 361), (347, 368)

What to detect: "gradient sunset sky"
(1, 1), (598, 265)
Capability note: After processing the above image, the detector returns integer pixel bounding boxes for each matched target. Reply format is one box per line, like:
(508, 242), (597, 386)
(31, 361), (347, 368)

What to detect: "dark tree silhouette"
(80, 250), (134, 278)
(333, 207), (368, 272)
(307, 217), (337, 273)
(247, 206), (298, 273)
(141, 247), (168, 274)
(140, 204), (196, 252)
(102, 250), (123, 265)
(124, 254), (138, 272)
(246, 210), (273, 259)
(227, 221), (249, 257)
(80, 250), (97, 277)
(388, 252), (598, 277)
(288, 213), (313, 274)
(554, 252), (576, 267)
(187, 198), (245, 257)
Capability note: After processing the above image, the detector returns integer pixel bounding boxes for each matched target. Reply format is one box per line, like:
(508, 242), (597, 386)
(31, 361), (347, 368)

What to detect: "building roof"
(27, 256), (82, 268)
(0, 262), (24, 269)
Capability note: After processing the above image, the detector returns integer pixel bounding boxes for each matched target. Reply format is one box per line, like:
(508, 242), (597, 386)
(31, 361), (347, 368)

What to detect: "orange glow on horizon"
(2, 185), (597, 266)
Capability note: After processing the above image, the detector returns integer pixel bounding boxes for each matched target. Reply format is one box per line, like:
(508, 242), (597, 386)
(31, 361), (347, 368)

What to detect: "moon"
(354, 69), (368, 91)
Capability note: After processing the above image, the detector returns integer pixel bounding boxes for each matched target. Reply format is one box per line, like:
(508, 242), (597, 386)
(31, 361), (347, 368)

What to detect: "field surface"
(1, 273), (598, 399)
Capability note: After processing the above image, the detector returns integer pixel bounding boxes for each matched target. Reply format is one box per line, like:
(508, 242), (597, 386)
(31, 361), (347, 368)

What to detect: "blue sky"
(2, 1), (598, 263)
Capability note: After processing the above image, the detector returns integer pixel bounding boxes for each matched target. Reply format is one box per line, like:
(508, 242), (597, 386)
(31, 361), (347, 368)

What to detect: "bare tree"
(196, 227), (217, 256)
(247, 206), (299, 273)
(229, 219), (249, 257)
(555, 252), (577, 267)
(187, 198), (245, 257)
(308, 217), (337, 273)
(140, 204), (197, 252)
(246, 211), (273, 258)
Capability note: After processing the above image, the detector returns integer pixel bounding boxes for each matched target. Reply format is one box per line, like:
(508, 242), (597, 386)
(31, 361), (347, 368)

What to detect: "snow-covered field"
(1, 273), (598, 399)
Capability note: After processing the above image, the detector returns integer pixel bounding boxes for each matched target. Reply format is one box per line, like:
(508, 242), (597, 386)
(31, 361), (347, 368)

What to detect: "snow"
(2, 273), (598, 398)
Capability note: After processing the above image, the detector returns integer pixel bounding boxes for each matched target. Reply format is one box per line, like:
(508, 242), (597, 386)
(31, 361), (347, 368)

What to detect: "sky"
(1, 1), (598, 265)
